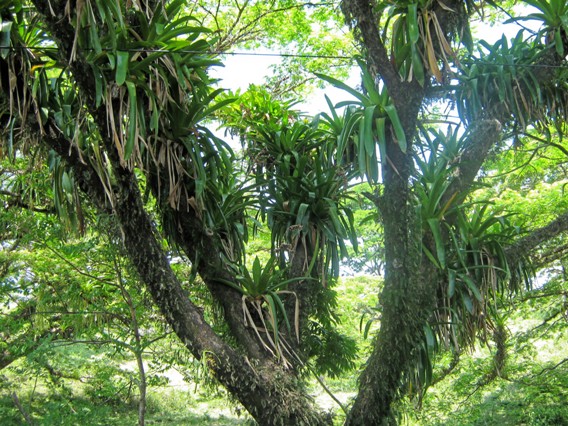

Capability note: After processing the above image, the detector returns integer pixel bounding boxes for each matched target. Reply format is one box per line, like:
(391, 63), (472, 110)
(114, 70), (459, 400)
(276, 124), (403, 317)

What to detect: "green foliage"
(317, 62), (407, 182)
(2, 0), (568, 424)
(4, 0), (241, 251)
(405, 271), (568, 425)
(218, 256), (305, 365)
(218, 85), (301, 140)
(509, 0), (568, 56)
(403, 126), (528, 395)
(193, 0), (355, 94)
(456, 28), (568, 133)
(479, 133), (568, 231)
(228, 256), (296, 297)
(221, 86), (359, 281)
(376, 0), (470, 85)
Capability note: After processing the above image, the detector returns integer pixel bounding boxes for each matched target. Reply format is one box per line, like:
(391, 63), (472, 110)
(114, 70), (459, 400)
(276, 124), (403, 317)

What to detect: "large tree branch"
(0, 190), (56, 213)
(38, 57), (331, 426)
(533, 242), (568, 270)
(340, 1), (429, 422)
(440, 118), (503, 214)
(505, 211), (568, 267)
(110, 167), (329, 424)
(28, 1), (330, 423)
(164, 203), (271, 360)
(341, 0), (422, 113)
(31, 0), (266, 360)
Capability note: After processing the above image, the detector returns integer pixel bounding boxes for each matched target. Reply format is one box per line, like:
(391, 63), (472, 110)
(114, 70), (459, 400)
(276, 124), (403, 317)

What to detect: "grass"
(0, 382), (253, 425)
(0, 343), (253, 425)
(1, 274), (567, 425)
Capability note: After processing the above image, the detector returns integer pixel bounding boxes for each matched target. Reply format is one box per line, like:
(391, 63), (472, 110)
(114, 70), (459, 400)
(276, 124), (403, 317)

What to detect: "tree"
(338, 0), (568, 423)
(1, 0), (568, 425)
(191, 0), (355, 95)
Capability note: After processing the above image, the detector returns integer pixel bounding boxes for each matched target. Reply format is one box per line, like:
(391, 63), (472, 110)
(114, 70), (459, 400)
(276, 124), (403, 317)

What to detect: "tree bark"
(97, 138), (332, 425)
(506, 212), (568, 266)
(346, 137), (434, 425)
(341, 0), (433, 422)
(41, 93), (331, 426)
(13, 1), (568, 424)
(439, 119), (503, 212)
(340, 0), (568, 420)
(155, 200), (271, 362)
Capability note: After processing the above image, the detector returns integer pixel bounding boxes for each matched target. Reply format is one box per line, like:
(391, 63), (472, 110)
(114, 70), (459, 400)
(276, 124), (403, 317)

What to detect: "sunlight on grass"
(1, 274), (566, 425)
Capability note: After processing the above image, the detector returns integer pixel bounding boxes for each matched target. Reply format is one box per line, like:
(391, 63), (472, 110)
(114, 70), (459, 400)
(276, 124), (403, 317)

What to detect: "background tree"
(0, 170), (175, 426)
(188, 0), (356, 95)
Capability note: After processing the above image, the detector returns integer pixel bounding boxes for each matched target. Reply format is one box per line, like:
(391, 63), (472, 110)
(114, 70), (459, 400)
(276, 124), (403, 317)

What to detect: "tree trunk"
(135, 353), (147, 426)
(112, 169), (332, 426)
(43, 121), (331, 424)
(346, 135), (435, 424)
(28, 2), (331, 421)
(117, 268), (147, 426)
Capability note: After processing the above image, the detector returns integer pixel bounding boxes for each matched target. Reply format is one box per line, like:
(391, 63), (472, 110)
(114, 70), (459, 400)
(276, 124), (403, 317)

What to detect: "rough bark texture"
(112, 166), (329, 425)
(44, 121), (329, 423)
(440, 119), (503, 211)
(342, 0), (431, 422)
(286, 237), (319, 357)
(506, 212), (568, 265)
(6, 0), (568, 424)
(339, 0), (568, 423)
(346, 135), (434, 424)
(155, 198), (270, 361)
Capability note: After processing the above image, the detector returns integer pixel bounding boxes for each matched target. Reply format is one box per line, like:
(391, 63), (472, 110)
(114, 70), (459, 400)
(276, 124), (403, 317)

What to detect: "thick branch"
(440, 118), (503, 212)
(29, 1), (329, 423)
(340, 1), (428, 423)
(506, 211), (568, 266)
(32, 0), (264, 360)
(41, 120), (110, 211)
(533, 242), (568, 269)
(0, 190), (55, 213)
(341, 0), (422, 111)
(165, 203), (270, 361)
(104, 145), (331, 425)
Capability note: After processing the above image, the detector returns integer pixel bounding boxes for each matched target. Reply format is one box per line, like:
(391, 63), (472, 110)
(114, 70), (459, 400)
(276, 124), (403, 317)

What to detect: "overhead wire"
(4, 45), (568, 69)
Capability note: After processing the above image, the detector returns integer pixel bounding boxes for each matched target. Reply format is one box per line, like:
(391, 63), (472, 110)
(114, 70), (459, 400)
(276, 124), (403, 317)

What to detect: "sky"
(210, 49), (359, 117)
(210, 13), (539, 119)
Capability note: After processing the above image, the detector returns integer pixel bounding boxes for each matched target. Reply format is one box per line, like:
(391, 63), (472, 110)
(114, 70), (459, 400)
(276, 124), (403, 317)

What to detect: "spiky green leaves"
(216, 256), (307, 365)
(374, 0), (470, 86)
(414, 126), (529, 357)
(510, 0), (568, 56)
(456, 27), (568, 134)
(316, 61), (407, 183)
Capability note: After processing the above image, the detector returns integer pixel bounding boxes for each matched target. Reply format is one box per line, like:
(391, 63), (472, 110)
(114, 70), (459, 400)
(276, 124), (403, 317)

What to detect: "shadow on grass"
(0, 392), (253, 425)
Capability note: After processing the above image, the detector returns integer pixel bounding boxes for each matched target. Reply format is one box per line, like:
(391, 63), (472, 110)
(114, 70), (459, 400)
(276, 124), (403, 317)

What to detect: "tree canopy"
(1, 0), (568, 424)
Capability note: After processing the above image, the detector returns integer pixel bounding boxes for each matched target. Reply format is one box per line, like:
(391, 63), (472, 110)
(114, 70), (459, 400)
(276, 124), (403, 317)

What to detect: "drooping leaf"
(124, 81), (137, 161)
(407, 4), (419, 44)
(384, 104), (407, 153)
(115, 50), (129, 86)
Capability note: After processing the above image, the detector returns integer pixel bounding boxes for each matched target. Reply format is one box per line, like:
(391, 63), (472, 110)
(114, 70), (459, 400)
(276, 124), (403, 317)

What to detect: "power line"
(7, 45), (355, 61)
(219, 50), (354, 61)
(5, 45), (568, 69)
